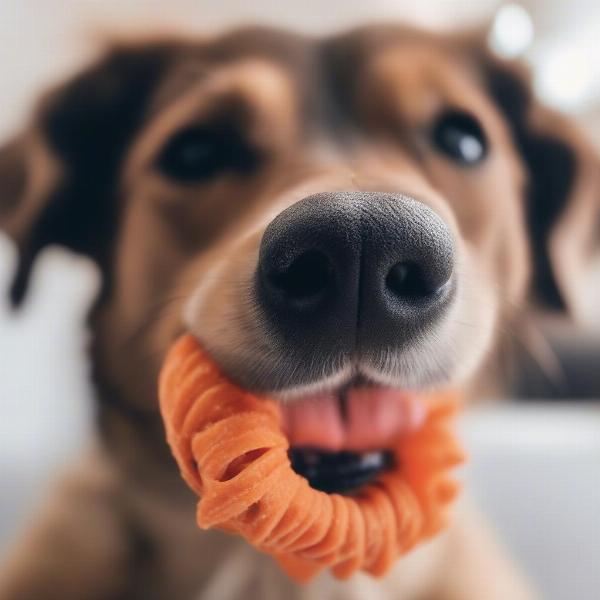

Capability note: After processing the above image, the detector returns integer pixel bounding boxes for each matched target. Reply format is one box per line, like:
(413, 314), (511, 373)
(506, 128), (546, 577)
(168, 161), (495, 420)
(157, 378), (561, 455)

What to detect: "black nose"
(257, 191), (455, 356)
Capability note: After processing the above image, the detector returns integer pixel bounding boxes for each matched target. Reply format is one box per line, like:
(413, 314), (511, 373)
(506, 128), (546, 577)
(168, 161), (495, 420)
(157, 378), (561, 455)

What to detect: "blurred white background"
(0, 2), (599, 599)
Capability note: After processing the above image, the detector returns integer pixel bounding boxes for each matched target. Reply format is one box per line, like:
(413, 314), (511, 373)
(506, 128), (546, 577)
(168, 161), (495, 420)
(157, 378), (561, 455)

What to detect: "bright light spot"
(489, 3), (534, 59)
(535, 44), (596, 110)
(459, 136), (484, 163)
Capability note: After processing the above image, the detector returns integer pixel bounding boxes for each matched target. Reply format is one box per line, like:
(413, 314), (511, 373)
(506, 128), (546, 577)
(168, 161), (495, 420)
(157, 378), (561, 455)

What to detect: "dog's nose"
(257, 191), (455, 354)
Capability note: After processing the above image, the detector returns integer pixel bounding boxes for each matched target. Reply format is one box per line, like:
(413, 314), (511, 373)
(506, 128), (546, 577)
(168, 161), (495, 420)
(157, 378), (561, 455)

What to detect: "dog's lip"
(279, 385), (427, 452)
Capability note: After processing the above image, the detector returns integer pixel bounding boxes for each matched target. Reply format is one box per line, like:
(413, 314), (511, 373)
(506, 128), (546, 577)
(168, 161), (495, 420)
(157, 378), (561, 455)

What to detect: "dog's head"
(1, 26), (599, 481)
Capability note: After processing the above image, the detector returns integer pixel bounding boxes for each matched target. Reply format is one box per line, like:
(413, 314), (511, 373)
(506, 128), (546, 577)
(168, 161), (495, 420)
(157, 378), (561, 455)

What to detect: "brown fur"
(0, 25), (598, 600)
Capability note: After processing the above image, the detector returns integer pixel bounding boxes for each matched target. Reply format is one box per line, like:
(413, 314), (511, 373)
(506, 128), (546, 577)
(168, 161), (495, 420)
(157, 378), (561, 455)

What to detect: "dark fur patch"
(483, 60), (576, 310)
(10, 45), (173, 305)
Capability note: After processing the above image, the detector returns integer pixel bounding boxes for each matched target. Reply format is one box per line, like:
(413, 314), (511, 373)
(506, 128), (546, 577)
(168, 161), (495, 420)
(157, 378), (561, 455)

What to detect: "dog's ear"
(472, 43), (600, 320)
(0, 42), (172, 306)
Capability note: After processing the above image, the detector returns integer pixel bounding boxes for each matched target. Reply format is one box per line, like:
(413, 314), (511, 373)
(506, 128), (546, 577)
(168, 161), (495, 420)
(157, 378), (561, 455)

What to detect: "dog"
(0, 24), (598, 600)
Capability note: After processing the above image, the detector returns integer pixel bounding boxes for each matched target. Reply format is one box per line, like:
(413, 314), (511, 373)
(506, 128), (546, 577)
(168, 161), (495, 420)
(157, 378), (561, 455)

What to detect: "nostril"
(386, 261), (450, 300)
(266, 249), (333, 302)
(386, 262), (430, 299)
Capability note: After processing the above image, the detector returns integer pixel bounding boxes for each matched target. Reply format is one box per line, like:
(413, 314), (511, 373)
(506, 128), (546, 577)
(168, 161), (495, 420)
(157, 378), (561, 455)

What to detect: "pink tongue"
(280, 388), (426, 451)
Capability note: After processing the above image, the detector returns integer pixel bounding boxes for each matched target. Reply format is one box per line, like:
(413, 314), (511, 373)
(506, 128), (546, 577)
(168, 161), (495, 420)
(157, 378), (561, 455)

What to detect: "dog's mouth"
(280, 383), (427, 494)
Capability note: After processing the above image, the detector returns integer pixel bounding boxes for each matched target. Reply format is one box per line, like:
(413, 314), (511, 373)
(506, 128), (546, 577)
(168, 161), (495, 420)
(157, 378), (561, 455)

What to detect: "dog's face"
(1, 26), (599, 472)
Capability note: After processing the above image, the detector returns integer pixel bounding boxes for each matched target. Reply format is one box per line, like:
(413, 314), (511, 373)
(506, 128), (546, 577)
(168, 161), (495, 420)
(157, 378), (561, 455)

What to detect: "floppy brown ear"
(475, 47), (600, 320)
(0, 42), (173, 305)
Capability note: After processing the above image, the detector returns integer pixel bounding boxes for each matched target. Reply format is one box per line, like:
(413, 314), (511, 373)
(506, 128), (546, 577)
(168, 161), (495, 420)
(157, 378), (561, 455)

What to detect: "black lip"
(288, 447), (394, 494)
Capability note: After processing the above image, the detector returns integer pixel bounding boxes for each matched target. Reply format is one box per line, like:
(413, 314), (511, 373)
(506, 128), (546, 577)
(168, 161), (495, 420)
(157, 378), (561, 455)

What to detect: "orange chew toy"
(159, 334), (465, 582)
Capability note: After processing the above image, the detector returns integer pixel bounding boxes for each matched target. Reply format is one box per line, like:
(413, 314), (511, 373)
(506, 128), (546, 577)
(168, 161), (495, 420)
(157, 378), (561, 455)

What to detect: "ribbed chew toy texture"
(159, 334), (465, 582)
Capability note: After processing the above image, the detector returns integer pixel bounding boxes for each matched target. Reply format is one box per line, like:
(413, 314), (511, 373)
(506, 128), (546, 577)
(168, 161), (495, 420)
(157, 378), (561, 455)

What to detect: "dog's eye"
(432, 111), (487, 166)
(156, 124), (259, 183)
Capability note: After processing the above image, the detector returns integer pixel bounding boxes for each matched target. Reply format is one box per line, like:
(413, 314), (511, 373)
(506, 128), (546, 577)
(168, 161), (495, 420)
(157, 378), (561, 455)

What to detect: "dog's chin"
(277, 379), (428, 495)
